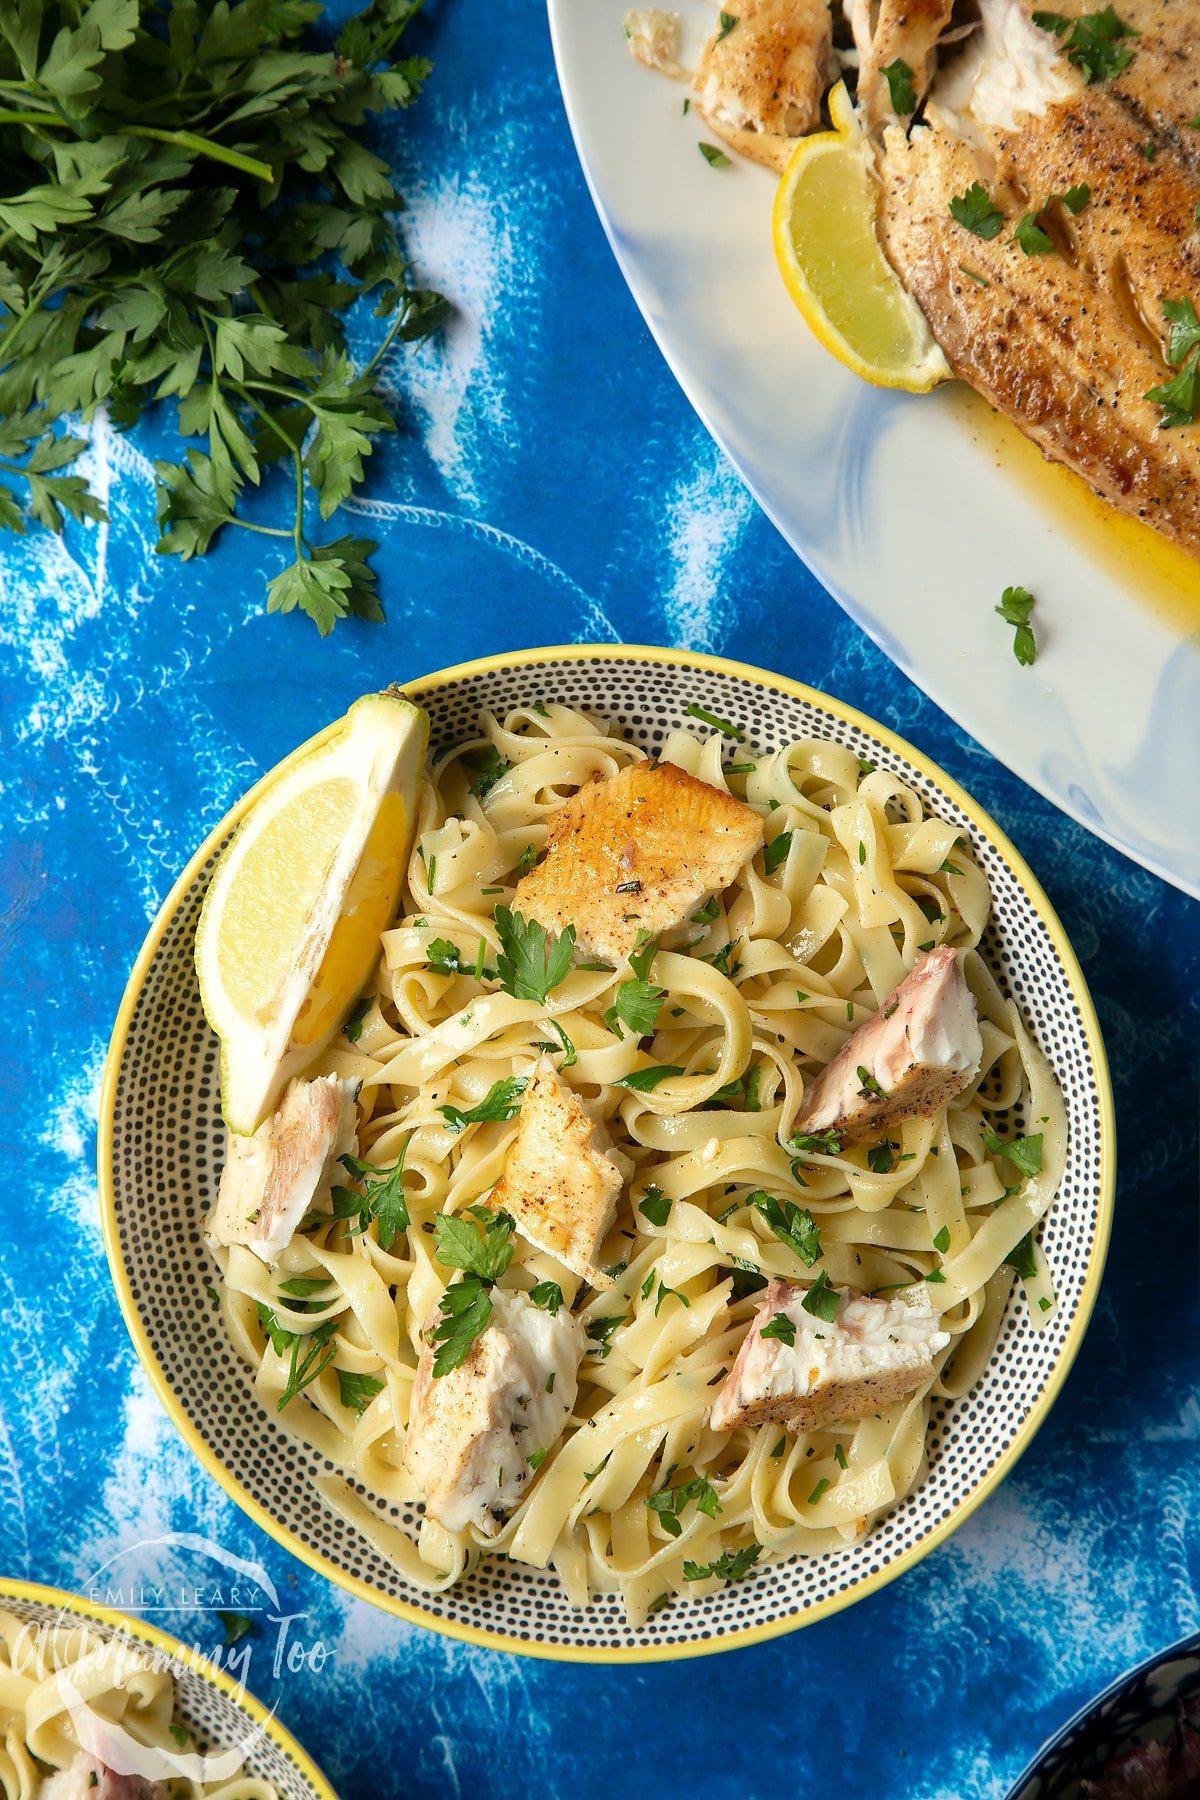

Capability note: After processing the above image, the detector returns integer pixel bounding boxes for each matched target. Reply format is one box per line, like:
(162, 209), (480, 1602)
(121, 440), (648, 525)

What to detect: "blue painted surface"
(0, 2), (1197, 1797)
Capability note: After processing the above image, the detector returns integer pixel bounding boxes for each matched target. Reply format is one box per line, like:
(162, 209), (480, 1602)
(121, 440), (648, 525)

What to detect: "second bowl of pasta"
(100, 645), (1113, 1660)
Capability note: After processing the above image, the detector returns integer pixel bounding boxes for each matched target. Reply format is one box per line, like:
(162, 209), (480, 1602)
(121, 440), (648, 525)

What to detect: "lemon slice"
(773, 82), (951, 392)
(196, 691), (428, 1134)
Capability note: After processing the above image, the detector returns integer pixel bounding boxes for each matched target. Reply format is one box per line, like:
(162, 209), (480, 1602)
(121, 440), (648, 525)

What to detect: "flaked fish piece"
(624, 7), (683, 75)
(404, 1287), (581, 1536)
(207, 1074), (358, 1263)
(486, 1057), (628, 1290)
(515, 758), (763, 965)
(848, 0), (956, 132)
(693, 0), (834, 170)
(43, 1754), (166, 1800)
(795, 947), (981, 1141)
(711, 1277), (950, 1432)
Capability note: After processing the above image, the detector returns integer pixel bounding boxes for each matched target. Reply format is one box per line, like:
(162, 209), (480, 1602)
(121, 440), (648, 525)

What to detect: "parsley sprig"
(949, 182), (1004, 240)
(995, 584), (1038, 666)
(750, 1191), (822, 1267)
(0, 0), (447, 633)
(328, 1138), (413, 1251)
(493, 906), (576, 1004)
(1031, 6), (1136, 82)
(1146, 299), (1200, 428)
(682, 1544), (762, 1583)
(440, 1075), (528, 1132)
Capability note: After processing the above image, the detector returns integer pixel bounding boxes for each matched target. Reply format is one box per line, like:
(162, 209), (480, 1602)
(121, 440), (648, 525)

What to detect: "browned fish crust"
(878, 87), (1200, 553)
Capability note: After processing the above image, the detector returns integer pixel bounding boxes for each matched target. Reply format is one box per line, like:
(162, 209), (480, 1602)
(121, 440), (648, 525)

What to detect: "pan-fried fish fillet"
(876, 0), (1200, 553)
(404, 1287), (581, 1536)
(694, 0), (835, 169)
(208, 1074), (358, 1263)
(795, 947), (981, 1140)
(43, 1756), (166, 1800)
(486, 1057), (628, 1289)
(514, 758), (763, 965)
(711, 1277), (950, 1433)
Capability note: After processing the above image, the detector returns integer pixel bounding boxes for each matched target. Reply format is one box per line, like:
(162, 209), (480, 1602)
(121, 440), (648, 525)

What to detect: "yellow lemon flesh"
(773, 83), (951, 392)
(196, 691), (428, 1134)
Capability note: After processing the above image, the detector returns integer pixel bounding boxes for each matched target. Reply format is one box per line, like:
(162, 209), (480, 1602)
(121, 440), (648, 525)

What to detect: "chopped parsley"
(517, 842), (541, 878)
(995, 583), (1038, 665)
(1146, 351), (1200, 428)
(867, 1141), (897, 1174)
(610, 974), (664, 1037)
(217, 1611), (254, 1647)
(616, 1063), (684, 1091)
(342, 994), (373, 1042)
(933, 1225), (952, 1253)
(801, 1270), (840, 1323)
(698, 142), (732, 168)
(882, 56), (917, 115)
(808, 1477), (831, 1505)
(685, 701), (743, 737)
(715, 10), (738, 39)
(426, 938), (465, 976)
(770, 1435), (787, 1459)
(1059, 183), (1092, 213)
(526, 1281), (563, 1317)
(647, 1474), (722, 1536)
(427, 1210), (516, 1377)
(692, 896), (720, 926)
(440, 1075), (528, 1132)
(949, 181), (1004, 239)
(751, 1191), (822, 1266)
(982, 1129), (1044, 1178)
(857, 1065), (887, 1099)
(494, 906), (575, 1003)
(682, 1544), (762, 1582)
(586, 1314), (627, 1358)
(469, 745), (510, 799)
(336, 1369), (384, 1416)
(1031, 6), (1136, 82)
(533, 1020), (577, 1067)
(334, 1139), (413, 1250)
(763, 830), (793, 875)
(256, 1306), (337, 1412)
(834, 1442), (848, 1470)
(638, 1186), (674, 1228)
(1005, 1231), (1039, 1281)
(1163, 298), (1200, 366)
(702, 939), (739, 979)
(1013, 212), (1055, 255)
(760, 1311), (796, 1346)
(527, 1447), (548, 1471)
(857, 757), (877, 776)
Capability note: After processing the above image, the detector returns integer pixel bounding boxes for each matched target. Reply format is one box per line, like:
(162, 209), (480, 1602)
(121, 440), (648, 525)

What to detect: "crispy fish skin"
(514, 758), (764, 966)
(795, 947), (981, 1140)
(850, 0), (956, 131)
(877, 87), (1200, 554)
(694, 0), (834, 170)
(486, 1057), (627, 1290)
(711, 1277), (950, 1433)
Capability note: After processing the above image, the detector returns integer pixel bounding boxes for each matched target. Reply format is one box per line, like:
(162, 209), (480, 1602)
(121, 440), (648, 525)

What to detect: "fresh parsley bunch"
(0, 0), (447, 632)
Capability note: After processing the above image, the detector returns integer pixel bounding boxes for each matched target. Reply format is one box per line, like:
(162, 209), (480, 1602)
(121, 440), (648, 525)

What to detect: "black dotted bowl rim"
(98, 643), (1116, 1664)
(0, 1578), (339, 1797)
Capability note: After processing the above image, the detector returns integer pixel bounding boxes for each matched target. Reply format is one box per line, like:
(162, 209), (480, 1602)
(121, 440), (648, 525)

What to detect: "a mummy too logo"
(36, 1532), (333, 1786)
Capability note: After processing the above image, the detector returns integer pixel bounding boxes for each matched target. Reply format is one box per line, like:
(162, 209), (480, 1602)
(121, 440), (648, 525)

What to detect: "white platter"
(547, 0), (1200, 899)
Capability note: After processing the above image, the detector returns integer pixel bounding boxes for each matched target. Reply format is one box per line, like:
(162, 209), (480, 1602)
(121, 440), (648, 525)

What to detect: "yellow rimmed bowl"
(100, 645), (1115, 1662)
(0, 1580), (337, 1797)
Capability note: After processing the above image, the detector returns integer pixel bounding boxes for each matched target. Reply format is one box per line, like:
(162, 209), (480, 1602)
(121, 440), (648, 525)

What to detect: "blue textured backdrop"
(1, 2), (1198, 1796)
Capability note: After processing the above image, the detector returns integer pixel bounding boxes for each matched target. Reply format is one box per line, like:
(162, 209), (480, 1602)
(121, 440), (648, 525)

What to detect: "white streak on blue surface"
(662, 445), (754, 653)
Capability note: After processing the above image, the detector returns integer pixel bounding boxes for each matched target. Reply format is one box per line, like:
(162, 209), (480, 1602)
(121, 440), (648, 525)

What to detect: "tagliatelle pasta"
(0, 1610), (278, 1799)
(210, 701), (1067, 1624)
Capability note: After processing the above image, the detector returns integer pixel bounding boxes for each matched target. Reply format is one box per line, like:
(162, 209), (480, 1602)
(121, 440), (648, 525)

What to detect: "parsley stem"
(0, 109), (60, 128)
(360, 304), (411, 384)
(122, 126), (272, 183)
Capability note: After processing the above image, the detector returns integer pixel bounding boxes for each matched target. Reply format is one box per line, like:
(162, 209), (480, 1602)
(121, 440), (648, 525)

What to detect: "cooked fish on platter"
(627, 0), (1200, 555)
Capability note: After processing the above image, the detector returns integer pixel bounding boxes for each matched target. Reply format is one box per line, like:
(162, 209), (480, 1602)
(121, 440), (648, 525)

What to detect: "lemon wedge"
(773, 82), (951, 392)
(196, 691), (428, 1134)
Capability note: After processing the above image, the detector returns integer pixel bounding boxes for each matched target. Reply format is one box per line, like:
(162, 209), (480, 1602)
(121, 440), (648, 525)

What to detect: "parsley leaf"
(217, 1612), (254, 1648)
(469, 746), (510, 799)
(529, 1280), (565, 1315)
(867, 1141), (896, 1174)
(995, 584), (1038, 665)
(256, 1306), (338, 1411)
(683, 1544), (762, 1582)
(1031, 6), (1136, 81)
(336, 1369), (384, 1416)
(750, 1191), (822, 1266)
(429, 1277), (494, 1378)
(716, 11), (738, 39)
(763, 830), (793, 875)
(647, 1474), (722, 1537)
(1013, 213), (1056, 255)
(882, 57), (918, 114)
(638, 1186), (674, 1228)
(1005, 1230), (1039, 1281)
(612, 977), (665, 1037)
(801, 1271), (840, 1323)
(1146, 346), (1200, 428)
(686, 702), (743, 737)
(698, 142), (732, 169)
(494, 907), (576, 1003)
(760, 1311), (796, 1346)
(432, 1208), (516, 1282)
(342, 994), (372, 1043)
(533, 1020), (577, 1067)
(1163, 299), (1200, 367)
(426, 938), (467, 976)
(933, 1225), (952, 1253)
(440, 1075), (528, 1131)
(949, 182), (1005, 239)
(615, 1064), (684, 1091)
(337, 1139), (413, 1251)
(982, 1129), (1044, 1179)
(586, 1314), (627, 1359)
